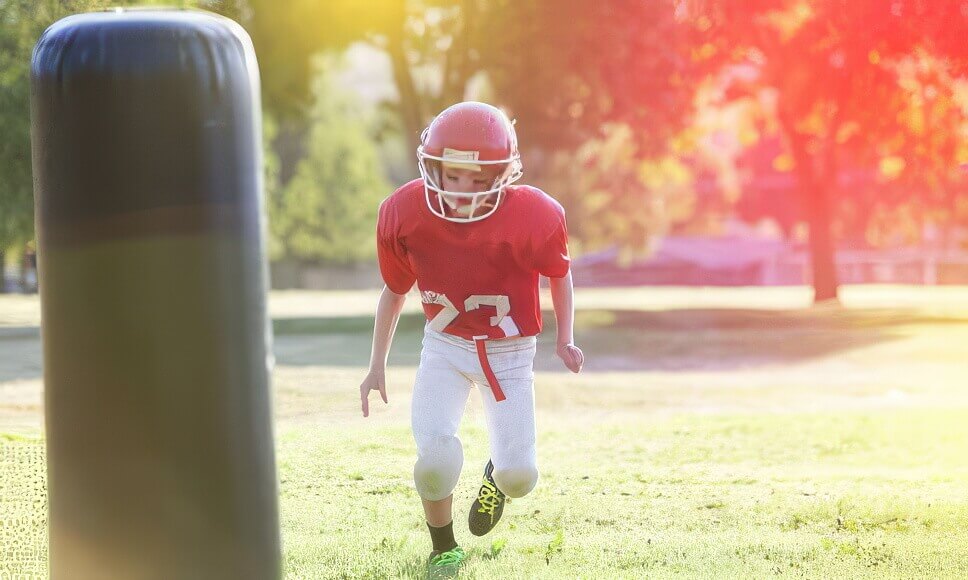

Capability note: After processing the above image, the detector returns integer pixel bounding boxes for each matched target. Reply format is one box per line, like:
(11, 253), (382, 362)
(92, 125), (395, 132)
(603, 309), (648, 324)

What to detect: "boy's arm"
(361, 284), (409, 417)
(369, 284), (408, 371)
(548, 271), (575, 346)
(548, 271), (583, 373)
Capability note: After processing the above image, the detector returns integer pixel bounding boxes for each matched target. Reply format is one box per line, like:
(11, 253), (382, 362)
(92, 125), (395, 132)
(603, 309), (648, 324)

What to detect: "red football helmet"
(417, 101), (523, 222)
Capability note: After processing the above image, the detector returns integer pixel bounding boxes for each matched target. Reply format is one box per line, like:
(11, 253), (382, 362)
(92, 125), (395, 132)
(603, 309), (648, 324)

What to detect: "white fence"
(571, 249), (968, 287)
(5, 250), (967, 293)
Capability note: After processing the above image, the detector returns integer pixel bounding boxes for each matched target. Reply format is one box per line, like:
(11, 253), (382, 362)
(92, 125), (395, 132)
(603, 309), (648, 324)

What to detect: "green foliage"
(486, 537), (507, 559)
(0, 0), (204, 253)
(544, 529), (564, 564)
(0, 0), (49, 251)
(223, 2), (703, 266)
(261, 113), (284, 261)
(687, 0), (968, 299)
(480, 0), (696, 157)
(539, 124), (698, 260)
(244, 0), (407, 119)
(694, 5), (968, 224)
(268, 59), (390, 265)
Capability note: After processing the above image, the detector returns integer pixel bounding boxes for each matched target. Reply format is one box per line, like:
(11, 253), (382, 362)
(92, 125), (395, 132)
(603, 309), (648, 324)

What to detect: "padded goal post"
(30, 9), (281, 579)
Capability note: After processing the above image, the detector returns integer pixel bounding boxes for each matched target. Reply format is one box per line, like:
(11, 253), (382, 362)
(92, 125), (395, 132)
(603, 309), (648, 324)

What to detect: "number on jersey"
(420, 290), (519, 337)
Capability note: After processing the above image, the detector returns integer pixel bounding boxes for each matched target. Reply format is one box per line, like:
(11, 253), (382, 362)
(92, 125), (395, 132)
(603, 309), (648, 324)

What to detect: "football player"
(359, 101), (584, 571)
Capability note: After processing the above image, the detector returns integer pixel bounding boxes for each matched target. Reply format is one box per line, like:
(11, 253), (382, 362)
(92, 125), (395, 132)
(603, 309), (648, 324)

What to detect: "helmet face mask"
(417, 102), (523, 223)
(419, 158), (517, 221)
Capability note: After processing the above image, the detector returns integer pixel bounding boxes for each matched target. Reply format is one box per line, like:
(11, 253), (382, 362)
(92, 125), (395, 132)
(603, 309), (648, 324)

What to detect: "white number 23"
(422, 291), (516, 336)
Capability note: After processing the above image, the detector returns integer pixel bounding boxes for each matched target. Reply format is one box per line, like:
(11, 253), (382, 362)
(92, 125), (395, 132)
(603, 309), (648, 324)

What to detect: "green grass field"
(2, 286), (968, 578)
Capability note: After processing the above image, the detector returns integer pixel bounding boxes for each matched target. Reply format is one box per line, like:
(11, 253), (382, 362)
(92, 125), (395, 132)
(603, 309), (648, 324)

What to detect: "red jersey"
(377, 179), (570, 341)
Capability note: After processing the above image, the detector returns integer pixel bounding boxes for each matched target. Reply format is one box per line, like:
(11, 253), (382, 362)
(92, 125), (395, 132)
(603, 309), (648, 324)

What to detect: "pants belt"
(473, 338), (506, 402)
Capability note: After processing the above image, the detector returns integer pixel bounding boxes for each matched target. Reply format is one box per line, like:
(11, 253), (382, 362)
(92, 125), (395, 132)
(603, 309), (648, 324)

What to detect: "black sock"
(427, 520), (458, 553)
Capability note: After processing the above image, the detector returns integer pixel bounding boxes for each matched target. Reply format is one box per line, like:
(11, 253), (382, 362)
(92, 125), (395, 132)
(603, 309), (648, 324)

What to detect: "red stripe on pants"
(474, 339), (506, 402)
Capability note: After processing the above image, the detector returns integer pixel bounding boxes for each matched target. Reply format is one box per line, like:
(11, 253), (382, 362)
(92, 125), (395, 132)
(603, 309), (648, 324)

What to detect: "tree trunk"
(0, 250), (5, 294)
(387, 25), (423, 158)
(440, 0), (476, 107)
(273, 116), (309, 192)
(802, 175), (840, 302)
(788, 132), (840, 303)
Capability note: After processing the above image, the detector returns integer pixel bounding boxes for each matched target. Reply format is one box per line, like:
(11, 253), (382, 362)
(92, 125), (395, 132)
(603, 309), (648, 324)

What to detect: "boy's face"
(441, 165), (501, 193)
(440, 164), (504, 218)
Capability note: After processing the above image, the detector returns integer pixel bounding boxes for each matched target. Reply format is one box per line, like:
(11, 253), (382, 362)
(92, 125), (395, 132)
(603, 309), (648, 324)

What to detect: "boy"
(359, 101), (583, 572)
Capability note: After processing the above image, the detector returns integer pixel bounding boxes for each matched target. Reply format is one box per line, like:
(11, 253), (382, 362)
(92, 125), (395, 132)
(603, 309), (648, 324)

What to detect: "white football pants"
(411, 326), (539, 502)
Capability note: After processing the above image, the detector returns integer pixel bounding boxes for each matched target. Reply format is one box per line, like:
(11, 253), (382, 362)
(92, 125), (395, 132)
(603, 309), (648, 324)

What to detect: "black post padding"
(30, 9), (280, 579)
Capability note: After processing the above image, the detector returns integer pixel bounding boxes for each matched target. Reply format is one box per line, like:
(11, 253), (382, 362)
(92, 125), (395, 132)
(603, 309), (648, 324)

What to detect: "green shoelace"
(430, 546), (466, 566)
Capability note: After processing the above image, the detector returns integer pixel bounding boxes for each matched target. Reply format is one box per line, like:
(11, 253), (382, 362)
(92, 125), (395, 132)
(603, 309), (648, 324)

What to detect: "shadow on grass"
(0, 327), (43, 383)
(272, 307), (965, 372)
(2, 307), (962, 382)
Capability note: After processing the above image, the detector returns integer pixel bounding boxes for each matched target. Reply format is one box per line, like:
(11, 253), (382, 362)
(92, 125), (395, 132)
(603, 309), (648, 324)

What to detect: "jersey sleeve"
(532, 205), (571, 278)
(376, 199), (416, 294)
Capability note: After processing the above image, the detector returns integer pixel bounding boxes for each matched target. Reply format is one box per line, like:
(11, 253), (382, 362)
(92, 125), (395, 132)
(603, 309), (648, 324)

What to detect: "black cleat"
(468, 460), (509, 536)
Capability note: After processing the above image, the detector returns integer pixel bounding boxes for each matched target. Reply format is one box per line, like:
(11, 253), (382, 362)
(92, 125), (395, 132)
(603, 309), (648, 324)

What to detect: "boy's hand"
(360, 368), (388, 417)
(556, 343), (584, 373)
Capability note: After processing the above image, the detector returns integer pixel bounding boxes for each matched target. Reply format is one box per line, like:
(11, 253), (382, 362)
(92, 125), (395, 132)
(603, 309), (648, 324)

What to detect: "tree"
(268, 59), (390, 266)
(473, 0), (700, 254)
(0, 7), (31, 289)
(478, 0), (696, 158)
(241, 0), (410, 186)
(684, 0), (968, 301)
(561, 125), (698, 260)
(238, 1), (702, 259)
(2, 1), (203, 290)
(330, 0), (700, 254)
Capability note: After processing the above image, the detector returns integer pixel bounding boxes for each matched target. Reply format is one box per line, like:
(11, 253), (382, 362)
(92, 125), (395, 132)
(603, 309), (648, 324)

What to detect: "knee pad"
(493, 464), (539, 498)
(413, 434), (463, 501)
